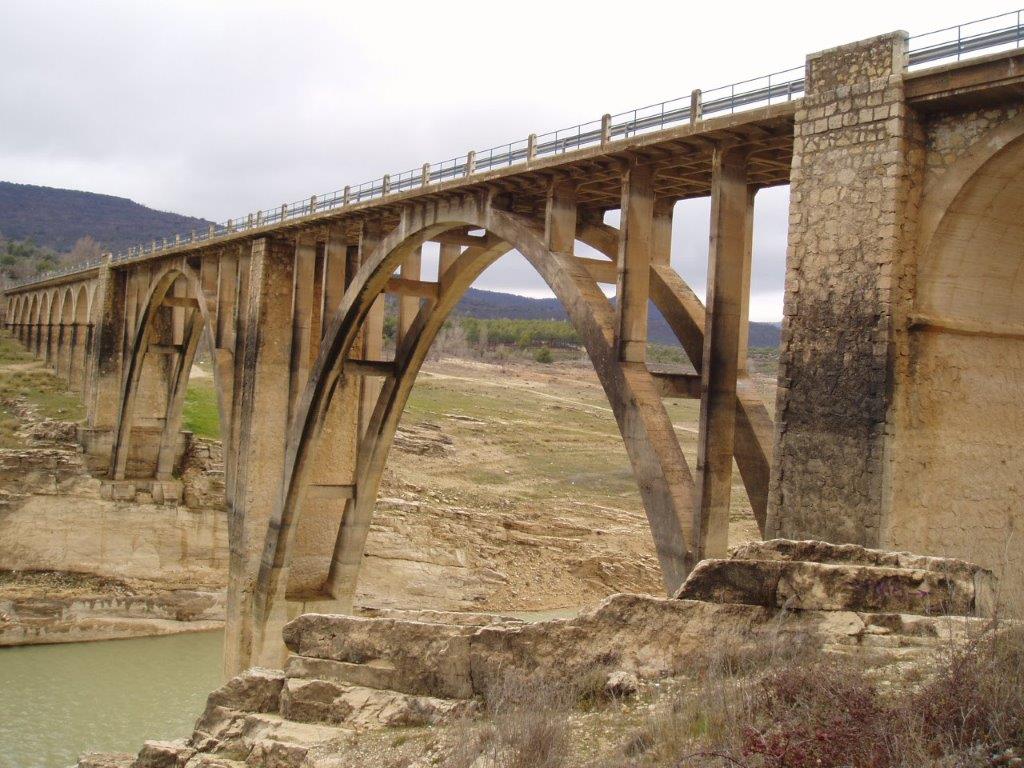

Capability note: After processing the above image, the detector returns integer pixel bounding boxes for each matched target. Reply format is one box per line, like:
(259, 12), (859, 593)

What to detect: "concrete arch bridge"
(4, 21), (1024, 672)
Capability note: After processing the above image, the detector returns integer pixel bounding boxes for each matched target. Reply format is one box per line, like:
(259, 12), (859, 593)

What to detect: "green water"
(0, 631), (223, 768)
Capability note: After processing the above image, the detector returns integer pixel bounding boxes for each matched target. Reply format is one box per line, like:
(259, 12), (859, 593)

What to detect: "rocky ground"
(81, 541), (1018, 768)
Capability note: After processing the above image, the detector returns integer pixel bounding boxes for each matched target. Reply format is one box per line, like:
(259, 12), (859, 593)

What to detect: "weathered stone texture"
(885, 99), (1024, 617)
(769, 32), (923, 546)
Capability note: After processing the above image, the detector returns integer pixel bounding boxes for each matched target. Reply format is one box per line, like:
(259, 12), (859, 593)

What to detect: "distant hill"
(454, 287), (780, 348)
(0, 181), (212, 254)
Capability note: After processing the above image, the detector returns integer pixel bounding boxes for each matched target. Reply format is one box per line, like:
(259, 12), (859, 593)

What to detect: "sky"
(0, 0), (1016, 320)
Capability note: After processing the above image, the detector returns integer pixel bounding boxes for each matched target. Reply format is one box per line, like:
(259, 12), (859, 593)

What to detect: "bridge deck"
(6, 43), (1023, 296)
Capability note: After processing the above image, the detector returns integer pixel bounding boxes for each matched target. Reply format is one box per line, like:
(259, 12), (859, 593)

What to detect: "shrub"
(534, 347), (554, 364)
(445, 671), (570, 768)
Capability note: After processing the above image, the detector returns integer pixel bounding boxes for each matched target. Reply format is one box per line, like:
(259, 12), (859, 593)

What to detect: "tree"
(65, 236), (103, 266)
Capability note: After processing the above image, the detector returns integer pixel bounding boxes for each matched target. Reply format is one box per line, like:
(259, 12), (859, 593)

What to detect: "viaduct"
(3, 17), (1024, 674)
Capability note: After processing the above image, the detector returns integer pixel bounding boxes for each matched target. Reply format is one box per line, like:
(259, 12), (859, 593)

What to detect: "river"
(0, 631), (223, 768)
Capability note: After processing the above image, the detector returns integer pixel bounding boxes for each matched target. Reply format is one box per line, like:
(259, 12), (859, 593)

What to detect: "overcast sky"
(1, 0), (1014, 320)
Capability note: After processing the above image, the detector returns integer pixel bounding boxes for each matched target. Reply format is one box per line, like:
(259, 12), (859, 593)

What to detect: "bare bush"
(445, 670), (571, 768)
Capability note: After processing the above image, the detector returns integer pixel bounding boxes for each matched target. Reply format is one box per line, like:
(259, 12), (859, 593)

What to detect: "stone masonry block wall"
(768, 32), (923, 544)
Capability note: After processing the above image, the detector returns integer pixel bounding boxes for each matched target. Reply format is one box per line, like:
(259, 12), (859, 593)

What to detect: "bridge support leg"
(82, 264), (127, 473)
(397, 246), (422, 345)
(225, 236), (295, 676)
(695, 149), (753, 560)
(768, 31), (916, 546)
(616, 162), (654, 363)
(358, 221), (385, 436)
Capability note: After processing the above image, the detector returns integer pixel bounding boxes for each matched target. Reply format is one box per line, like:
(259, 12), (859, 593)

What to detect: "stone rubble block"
(285, 654), (400, 693)
(732, 539), (996, 587)
(78, 754), (135, 768)
(133, 739), (195, 768)
(675, 557), (986, 617)
(283, 614), (475, 699)
(206, 668), (285, 714)
(675, 540), (995, 618)
(280, 677), (477, 728)
(190, 707), (348, 766)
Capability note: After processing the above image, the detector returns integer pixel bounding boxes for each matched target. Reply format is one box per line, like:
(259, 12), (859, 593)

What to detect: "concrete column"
(695, 149), (752, 559)
(768, 32), (917, 545)
(397, 246), (422, 345)
(438, 243), (461, 290)
(545, 177), (577, 254)
(213, 249), (239, 434)
(358, 221), (384, 435)
(322, 231), (347, 336)
(288, 235), (318, 421)
(224, 246), (252, 511)
(616, 163), (655, 363)
(68, 323), (84, 390)
(652, 198), (675, 268)
(83, 264), (127, 473)
(224, 236), (295, 676)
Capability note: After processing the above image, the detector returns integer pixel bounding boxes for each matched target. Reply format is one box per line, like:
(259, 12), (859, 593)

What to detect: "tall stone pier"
(770, 32), (1024, 612)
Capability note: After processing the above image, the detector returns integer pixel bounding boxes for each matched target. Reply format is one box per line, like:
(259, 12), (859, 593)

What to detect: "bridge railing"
(909, 8), (1023, 68)
(9, 9), (1023, 290)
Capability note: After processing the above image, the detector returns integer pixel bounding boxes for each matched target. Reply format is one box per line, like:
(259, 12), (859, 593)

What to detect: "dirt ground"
(356, 355), (775, 614)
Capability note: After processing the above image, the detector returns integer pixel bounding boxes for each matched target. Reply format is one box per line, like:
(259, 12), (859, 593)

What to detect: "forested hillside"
(0, 181), (211, 255)
(454, 287), (781, 348)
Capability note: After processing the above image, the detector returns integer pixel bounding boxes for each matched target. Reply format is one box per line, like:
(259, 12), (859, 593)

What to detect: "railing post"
(175, 234), (181, 246)
(421, 163), (430, 186)
(690, 89), (703, 123)
(342, 186), (350, 206)
(280, 203), (287, 221)
(465, 151), (476, 176)
(208, 224), (215, 238)
(601, 113), (612, 146)
(382, 174), (391, 196)
(227, 219), (233, 233)
(191, 230), (197, 243)
(248, 213), (254, 228)
(527, 133), (537, 162)
(256, 211), (263, 227)
(309, 195), (317, 214)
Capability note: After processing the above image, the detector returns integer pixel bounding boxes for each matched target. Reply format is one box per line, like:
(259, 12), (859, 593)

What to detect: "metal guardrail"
(10, 8), (1023, 290)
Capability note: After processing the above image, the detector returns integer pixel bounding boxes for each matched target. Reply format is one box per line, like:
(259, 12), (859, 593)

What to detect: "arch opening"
(890, 130), (1024, 616)
(111, 265), (223, 483)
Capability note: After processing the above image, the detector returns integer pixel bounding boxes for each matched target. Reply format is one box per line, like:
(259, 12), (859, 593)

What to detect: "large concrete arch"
(250, 196), (702, 657)
(109, 262), (221, 481)
(887, 127), (1024, 615)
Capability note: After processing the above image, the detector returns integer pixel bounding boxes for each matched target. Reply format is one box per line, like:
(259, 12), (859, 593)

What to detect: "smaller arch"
(919, 111), (1024, 257)
(69, 284), (90, 391)
(44, 292), (59, 362)
(110, 262), (220, 481)
(57, 287), (74, 379)
(26, 294), (39, 350)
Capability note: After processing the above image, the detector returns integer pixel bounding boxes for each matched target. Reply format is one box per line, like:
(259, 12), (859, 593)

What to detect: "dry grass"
(620, 624), (1024, 768)
(445, 670), (573, 768)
